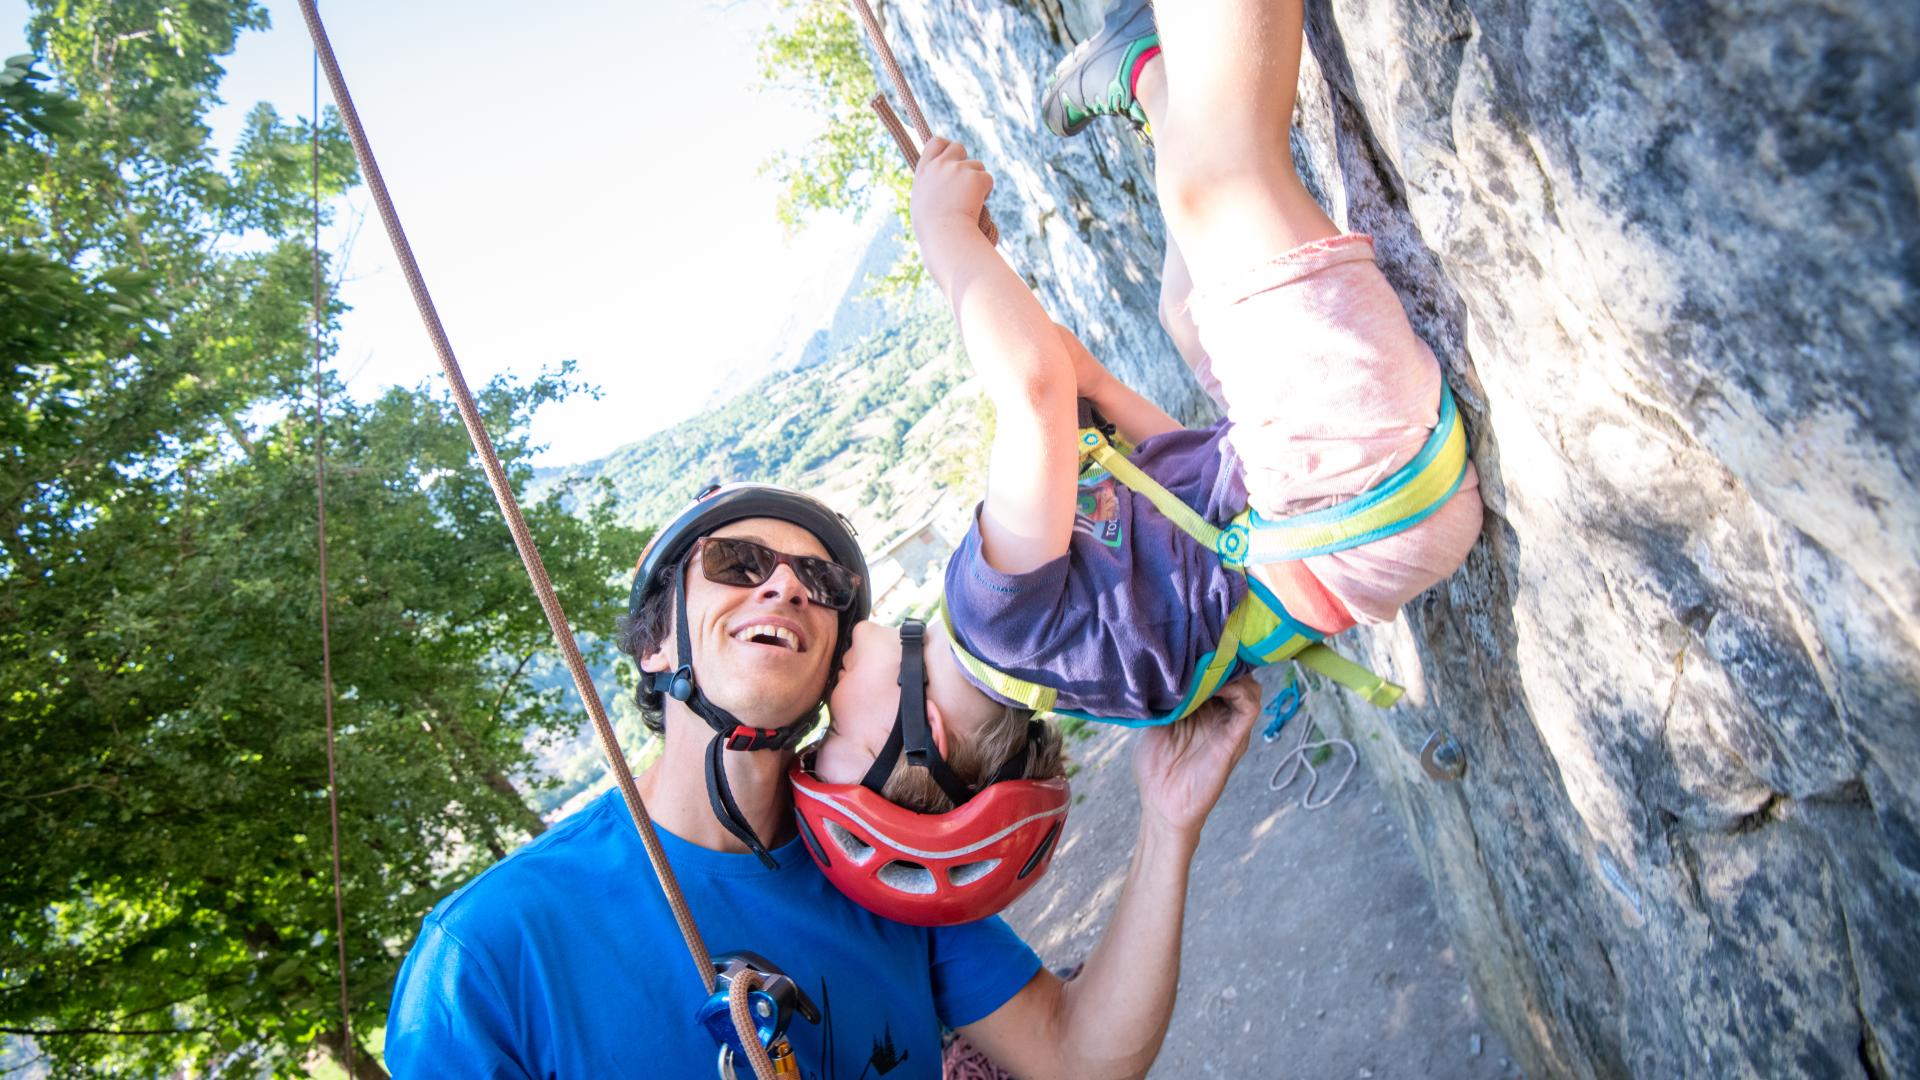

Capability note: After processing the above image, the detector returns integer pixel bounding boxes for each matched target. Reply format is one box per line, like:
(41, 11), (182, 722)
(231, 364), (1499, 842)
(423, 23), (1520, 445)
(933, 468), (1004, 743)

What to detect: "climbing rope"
(848, 0), (999, 245)
(727, 972), (777, 1080)
(293, 5), (773, 1077)
(1264, 667), (1358, 810)
(311, 51), (355, 1078)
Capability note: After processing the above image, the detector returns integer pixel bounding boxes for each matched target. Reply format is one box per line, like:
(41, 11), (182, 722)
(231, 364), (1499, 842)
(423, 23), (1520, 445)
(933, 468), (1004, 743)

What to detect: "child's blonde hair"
(880, 705), (1066, 815)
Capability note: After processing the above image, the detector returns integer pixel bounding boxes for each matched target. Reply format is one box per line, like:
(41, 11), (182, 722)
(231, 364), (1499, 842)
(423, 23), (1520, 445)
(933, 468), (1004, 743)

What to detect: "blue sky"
(5, 0), (876, 465)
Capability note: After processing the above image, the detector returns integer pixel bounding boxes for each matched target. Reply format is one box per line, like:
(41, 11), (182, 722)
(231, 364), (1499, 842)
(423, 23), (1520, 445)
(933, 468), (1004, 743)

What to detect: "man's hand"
(956, 674), (1263, 1080)
(1133, 673), (1260, 838)
(910, 136), (992, 275)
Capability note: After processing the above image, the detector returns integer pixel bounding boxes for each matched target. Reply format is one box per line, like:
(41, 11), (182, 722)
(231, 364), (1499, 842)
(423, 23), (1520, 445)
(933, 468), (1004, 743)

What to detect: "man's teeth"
(734, 625), (800, 652)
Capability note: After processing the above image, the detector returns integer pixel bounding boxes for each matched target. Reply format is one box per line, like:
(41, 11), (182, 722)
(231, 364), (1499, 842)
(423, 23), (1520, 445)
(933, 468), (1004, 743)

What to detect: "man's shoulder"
(425, 790), (628, 942)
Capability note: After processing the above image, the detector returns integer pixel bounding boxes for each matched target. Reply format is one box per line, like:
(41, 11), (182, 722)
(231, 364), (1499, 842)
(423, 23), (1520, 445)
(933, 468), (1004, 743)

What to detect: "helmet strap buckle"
(860, 620), (979, 809)
(642, 664), (697, 702)
(726, 724), (782, 752)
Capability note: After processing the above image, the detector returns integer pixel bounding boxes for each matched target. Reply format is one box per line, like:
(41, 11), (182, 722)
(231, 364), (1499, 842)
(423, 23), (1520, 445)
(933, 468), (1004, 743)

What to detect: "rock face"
(870, 1), (1918, 1076)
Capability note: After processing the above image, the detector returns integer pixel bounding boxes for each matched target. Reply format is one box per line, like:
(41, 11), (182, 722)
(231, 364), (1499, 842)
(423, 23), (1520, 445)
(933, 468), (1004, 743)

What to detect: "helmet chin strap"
(644, 564), (817, 870)
(860, 620), (1038, 806)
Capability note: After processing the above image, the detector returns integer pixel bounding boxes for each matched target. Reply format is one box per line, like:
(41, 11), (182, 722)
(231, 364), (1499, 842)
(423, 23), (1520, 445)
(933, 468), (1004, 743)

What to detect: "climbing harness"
(940, 394), (1466, 727)
(631, 483), (870, 870)
(790, 621), (1070, 926)
(295, 6), (822, 1076)
(1239, 388), (1471, 563)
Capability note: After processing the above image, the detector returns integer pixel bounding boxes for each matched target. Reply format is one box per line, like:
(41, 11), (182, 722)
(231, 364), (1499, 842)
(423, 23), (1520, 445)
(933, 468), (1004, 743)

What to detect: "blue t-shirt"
(385, 789), (1040, 1079)
(945, 421), (1249, 720)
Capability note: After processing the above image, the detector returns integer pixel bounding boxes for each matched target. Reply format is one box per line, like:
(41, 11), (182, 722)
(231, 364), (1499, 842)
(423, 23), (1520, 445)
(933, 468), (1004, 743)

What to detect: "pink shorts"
(1187, 234), (1483, 625)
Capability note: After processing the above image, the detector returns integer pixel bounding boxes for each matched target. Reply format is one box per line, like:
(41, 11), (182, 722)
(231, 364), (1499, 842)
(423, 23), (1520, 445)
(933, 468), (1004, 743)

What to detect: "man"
(385, 484), (1258, 1078)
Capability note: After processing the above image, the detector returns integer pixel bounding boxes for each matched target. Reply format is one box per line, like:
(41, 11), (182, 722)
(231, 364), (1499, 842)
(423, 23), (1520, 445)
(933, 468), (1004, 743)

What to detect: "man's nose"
(760, 563), (810, 605)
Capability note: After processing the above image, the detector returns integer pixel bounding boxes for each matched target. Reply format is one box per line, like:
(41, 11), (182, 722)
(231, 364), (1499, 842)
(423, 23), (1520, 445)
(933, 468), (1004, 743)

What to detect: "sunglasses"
(697, 536), (862, 611)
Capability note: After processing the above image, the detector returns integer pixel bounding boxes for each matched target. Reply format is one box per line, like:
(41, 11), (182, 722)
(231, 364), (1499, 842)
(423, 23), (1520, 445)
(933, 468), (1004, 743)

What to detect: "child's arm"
(913, 138), (1077, 577)
(1055, 324), (1183, 445)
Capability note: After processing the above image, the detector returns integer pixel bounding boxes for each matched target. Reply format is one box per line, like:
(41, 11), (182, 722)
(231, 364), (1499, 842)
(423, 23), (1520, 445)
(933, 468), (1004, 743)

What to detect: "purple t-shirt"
(945, 421), (1249, 721)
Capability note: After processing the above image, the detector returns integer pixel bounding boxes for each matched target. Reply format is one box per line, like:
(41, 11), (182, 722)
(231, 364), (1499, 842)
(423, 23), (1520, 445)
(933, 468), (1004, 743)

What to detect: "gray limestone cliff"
(869, 1), (1919, 1076)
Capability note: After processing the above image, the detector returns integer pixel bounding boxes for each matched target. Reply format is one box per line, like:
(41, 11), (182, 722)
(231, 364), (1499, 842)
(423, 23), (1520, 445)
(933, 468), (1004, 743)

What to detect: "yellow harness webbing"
(1245, 387), (1469, 562)
(939, 598), (1059, 715)
(940, 583), (1401, 726)
(1078, 388), (1465, 570)
(945, 388), (1464, 724)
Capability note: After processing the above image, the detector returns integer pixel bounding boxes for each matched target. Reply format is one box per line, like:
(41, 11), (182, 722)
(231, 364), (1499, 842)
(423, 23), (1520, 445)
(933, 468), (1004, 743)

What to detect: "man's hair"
(880, 706), (1065, 815)
(616, 557), (682, 735)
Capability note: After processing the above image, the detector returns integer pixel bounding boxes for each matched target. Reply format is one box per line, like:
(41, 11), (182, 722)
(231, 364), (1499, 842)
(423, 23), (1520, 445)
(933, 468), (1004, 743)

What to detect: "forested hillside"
(537, 295), (991, 554)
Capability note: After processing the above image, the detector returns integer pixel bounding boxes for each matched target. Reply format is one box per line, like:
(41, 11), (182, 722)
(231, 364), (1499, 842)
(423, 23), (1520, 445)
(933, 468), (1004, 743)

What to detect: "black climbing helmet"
(626, 483), (869, 868)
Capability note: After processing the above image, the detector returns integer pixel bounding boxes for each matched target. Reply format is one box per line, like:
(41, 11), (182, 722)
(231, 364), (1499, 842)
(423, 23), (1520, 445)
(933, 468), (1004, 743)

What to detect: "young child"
(811, 0), (1482, 816)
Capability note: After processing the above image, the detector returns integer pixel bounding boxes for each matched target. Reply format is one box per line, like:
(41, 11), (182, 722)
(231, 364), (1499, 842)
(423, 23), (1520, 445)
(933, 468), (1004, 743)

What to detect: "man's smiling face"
(641, 517), (843, 730)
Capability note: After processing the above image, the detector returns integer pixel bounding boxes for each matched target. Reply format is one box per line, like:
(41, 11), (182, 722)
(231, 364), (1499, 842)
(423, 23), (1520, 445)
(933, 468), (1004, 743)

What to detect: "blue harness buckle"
(1261, 666), (1308, 742)
(1215, 520), (1251, 571)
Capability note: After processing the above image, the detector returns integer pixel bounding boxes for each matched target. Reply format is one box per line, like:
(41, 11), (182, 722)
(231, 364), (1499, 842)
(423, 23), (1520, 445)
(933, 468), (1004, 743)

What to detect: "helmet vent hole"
(876, 860), (938, 895)
(948, 859), (1001, 887)
(824, 820), (875, 865)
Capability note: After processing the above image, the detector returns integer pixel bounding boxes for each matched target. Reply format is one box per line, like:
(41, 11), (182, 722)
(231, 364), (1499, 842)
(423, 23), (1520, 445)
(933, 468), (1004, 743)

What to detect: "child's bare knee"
(1157, 147), (1295, 228)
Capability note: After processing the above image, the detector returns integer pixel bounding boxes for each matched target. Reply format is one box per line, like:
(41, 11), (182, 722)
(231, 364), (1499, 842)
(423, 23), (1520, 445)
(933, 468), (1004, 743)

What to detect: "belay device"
(697, 951), (819, 1079)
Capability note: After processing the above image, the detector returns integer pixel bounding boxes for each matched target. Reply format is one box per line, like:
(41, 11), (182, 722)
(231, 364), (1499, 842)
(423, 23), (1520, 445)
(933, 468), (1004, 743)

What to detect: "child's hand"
(911, 137), (993, 260)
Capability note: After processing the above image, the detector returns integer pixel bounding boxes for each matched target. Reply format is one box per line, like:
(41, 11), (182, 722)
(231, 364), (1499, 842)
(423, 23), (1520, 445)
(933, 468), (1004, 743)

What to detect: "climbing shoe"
(1039, 0), (1159, 138)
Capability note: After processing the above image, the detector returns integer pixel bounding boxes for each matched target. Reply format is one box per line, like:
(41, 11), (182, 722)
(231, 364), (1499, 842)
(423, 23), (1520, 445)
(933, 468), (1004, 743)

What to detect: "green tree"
(758, 0), (924, 292)
(1, 3), (642, 1076)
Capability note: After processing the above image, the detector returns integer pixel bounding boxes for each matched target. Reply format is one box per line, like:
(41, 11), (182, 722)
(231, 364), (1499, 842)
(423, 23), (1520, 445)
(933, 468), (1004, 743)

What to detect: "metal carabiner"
(717, 1039), (801, 1080)
(1261, 664), (1308, 743)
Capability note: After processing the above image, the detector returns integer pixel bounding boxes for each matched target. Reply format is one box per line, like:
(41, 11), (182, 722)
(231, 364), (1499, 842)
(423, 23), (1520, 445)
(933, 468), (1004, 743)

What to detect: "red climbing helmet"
(790, 753), (1069, 926)
(789, 619), (1069, 926)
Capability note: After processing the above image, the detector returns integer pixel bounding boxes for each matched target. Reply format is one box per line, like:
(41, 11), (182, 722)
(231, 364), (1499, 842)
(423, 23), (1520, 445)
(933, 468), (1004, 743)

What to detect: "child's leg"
(1146, 0), (1337, 282)
(1132, 57), (1227, 411)
(1157, 238), (1225, 411)
(1133, 0), (1483, 629)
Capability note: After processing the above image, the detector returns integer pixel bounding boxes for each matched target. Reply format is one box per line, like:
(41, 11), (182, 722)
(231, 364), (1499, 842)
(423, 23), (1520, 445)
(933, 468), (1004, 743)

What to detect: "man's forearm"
(1051, 818), (1200, 1079)
(959, 684), (1257, 1080)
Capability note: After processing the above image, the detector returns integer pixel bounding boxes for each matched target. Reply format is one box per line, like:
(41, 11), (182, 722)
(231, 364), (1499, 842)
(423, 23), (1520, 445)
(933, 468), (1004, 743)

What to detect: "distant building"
(866, 512), (956, 620)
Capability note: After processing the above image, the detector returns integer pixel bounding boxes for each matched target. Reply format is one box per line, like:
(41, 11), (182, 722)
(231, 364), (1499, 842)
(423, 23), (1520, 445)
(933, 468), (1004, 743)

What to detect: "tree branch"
(0, 1024), (211, 1037)
(218, 411), (257, 457)
(4, 779), (122, 803)
(487, 649), (538, 728)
